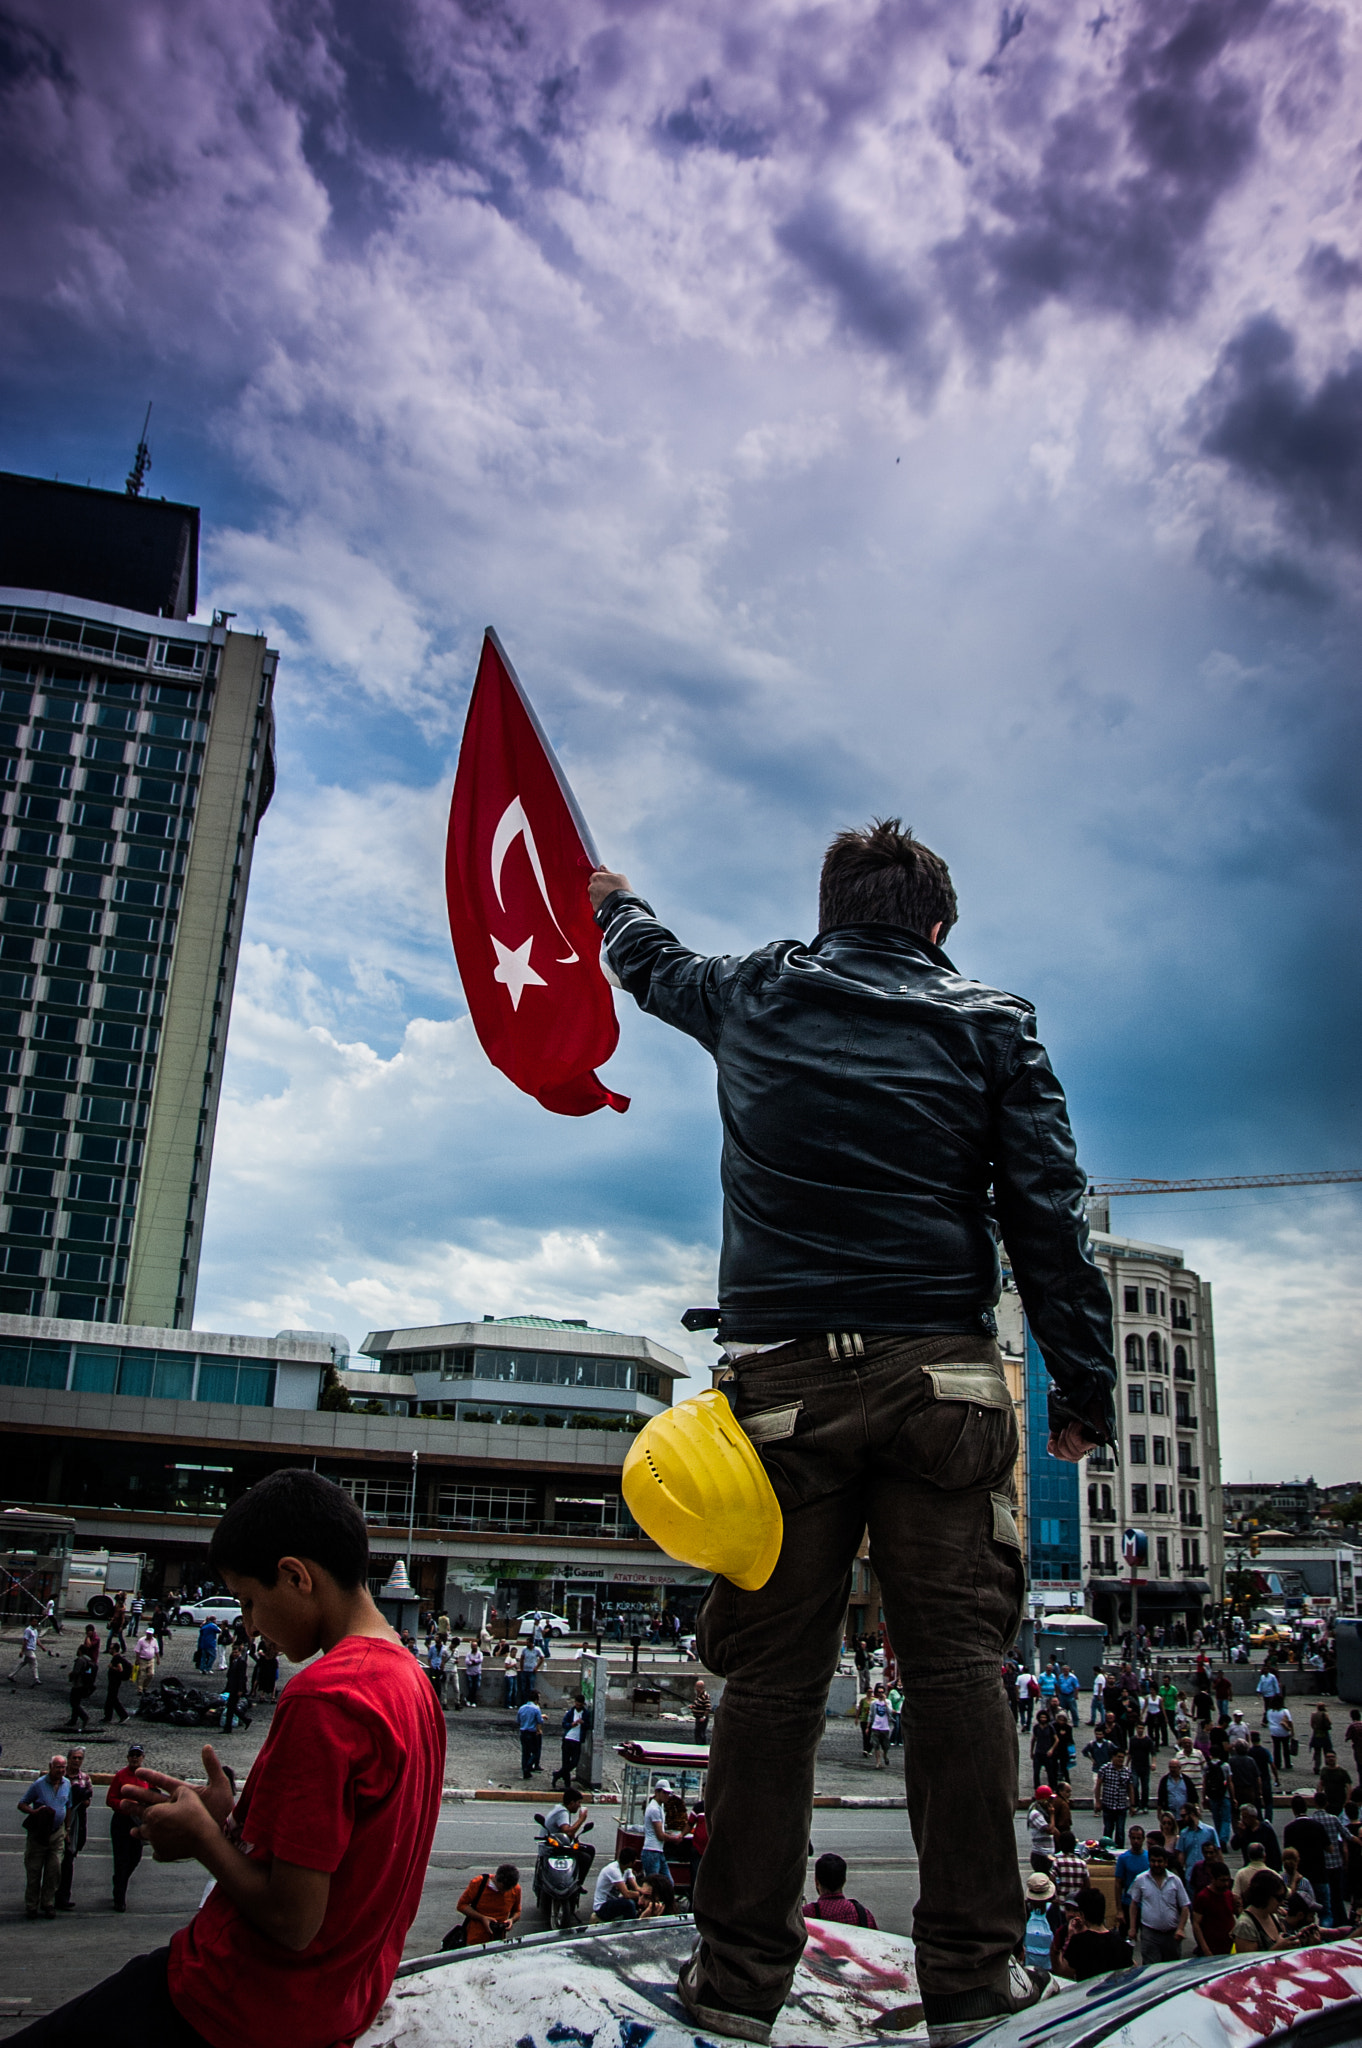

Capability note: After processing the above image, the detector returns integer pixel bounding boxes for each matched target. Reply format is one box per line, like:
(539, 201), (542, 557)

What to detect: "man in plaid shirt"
(1313, 1798), (1349, 1927)
(1095, 1749), (1134, 1849)
(1050, 1831), (1089, 1907)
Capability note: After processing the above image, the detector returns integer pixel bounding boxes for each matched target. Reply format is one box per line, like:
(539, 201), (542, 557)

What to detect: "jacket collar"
(811, 922), (958, 973)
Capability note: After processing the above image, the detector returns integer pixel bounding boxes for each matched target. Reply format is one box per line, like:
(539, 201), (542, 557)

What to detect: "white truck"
(66, 1549), (145, 1620)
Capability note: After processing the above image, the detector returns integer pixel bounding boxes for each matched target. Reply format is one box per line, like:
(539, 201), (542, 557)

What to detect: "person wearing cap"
(641, 1779), (679, 1878)
(1022, 1872), (1058, 1975)
(592, 823), (1116, 2047)
(1026, 1787), (1056, 1856)
(107, 1742), (148, 1912)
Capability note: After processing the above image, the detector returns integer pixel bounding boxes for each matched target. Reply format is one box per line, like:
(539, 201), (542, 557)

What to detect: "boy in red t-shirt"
(11, 1471), (445, 2048)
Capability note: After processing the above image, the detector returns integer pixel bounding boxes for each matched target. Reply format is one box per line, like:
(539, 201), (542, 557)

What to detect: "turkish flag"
(445, 630), (628, 1116)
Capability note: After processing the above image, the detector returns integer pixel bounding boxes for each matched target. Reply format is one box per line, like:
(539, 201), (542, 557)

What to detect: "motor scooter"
(532, 1814), (593, 1928)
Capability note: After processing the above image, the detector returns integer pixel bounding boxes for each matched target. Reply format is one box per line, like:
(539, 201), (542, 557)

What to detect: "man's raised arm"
(588, 868), (750, 1055)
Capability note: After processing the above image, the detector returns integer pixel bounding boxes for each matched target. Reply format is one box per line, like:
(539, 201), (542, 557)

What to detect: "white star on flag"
(491, 933), (547, 1010)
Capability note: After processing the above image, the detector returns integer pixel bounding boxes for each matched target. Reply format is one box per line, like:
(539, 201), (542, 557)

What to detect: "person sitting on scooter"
(539, 1786), (596, 1887)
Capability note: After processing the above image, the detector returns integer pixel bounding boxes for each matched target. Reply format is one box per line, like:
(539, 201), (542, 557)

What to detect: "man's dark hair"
(207, 1469), (368, 1590)
(1245, 1868), (1284, 1909)
(495, 1862), (520, 1889)
(1077, 1886), (1106, 1923)
(818, 818), (957, 939)
(1148, 1841), (1168, 1860)
(1057, 1830), (1077, 1852)
(814, 1852), (847, 1891)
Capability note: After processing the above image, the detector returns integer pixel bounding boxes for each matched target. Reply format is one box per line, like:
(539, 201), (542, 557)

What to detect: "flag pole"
(483, 628), (601, 866)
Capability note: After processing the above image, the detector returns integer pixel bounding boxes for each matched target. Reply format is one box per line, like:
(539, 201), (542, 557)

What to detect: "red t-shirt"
(169, 1635), (444, 2048)
(107, 1766), (145, 1810)
(1193, 1884), (1237, 1955)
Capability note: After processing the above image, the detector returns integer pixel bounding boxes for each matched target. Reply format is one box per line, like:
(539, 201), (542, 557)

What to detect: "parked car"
(517, 1610), (572, 1637)
(173, 1595), (243, 1629)
(1250, 1622), (1293, 1648)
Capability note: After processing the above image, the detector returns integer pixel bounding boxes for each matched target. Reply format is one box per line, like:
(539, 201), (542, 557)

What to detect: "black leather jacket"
(597, 892), (1116, 1434)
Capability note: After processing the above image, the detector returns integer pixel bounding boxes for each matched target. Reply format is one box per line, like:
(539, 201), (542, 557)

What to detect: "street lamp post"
(406, 1449), (420, 1599)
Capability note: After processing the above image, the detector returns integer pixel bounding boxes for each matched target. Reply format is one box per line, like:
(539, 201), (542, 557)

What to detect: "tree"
(318, 1363), (352, 1412)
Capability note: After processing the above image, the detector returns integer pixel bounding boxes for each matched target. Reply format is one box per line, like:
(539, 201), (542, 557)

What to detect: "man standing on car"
(590, 821), (1116, 2047)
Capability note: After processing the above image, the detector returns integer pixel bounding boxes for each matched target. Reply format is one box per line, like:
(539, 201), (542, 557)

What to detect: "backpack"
(441, 1874), (491, 1950)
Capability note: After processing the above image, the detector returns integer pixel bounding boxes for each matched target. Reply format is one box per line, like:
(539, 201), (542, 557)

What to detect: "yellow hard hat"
(622, 1389), (784, 1592)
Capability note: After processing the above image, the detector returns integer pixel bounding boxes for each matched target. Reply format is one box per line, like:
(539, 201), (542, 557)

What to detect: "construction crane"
(1086, 1170), (1362, 1197)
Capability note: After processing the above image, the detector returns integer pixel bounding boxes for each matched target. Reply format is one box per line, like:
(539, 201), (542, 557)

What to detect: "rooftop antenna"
(125, 402), (152, 497)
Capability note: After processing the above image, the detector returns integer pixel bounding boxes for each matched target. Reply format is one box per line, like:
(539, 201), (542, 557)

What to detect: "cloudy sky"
(3, 0), (1360, 1480)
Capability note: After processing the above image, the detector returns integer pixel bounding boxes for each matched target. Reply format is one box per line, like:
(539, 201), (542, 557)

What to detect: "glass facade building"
(1024, 1321), (1082, 1587)
(0, 476), (276, 1328)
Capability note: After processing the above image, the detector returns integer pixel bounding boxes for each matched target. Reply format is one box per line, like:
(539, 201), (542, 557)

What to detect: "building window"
(1175, 1392), (1192, 1425)
(1154, 1484), (1170, 1512)
(1131, 1483), (1149, 1512)
(1174, 1344), (1189, 1374)
(436, 1482), (539, 1527)
(1127, 1384), (1145, 1413)
(1153, 1437), (1167, 1465)
(1150, 1383), (1166, 1415)
(1156, 1536), (1170, 1576)
(1145, 1288), (1158, 1315)
(1103, 1535), (1116, 1570)
(1191, 1538), (1201, 1569)
(1124, 1333), (1144, 1370)
(1090, 1535), (1103, 1567)
(1147, 1333), (1161, 1370)
(1129, 1436), (1147, 1464)
(1123, 1286), (1139, 1313)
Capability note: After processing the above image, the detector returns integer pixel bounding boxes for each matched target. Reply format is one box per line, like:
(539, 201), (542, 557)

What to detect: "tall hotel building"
(0, 472), (275, 1328)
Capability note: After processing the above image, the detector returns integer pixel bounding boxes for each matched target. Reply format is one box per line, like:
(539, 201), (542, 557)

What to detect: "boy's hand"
(130, 1780), (221, 1862)
(587, 867), (631, 911)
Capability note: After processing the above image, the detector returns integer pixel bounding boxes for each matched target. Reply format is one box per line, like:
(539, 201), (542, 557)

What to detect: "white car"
(174, 1596), (243, 1629)
(517, 1611), (572, 1637)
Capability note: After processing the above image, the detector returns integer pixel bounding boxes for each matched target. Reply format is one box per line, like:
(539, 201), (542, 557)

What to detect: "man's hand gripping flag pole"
(445, 629), (628, 1117)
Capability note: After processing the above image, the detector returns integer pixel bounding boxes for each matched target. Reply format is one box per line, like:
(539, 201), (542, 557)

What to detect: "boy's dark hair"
(495, 1862), (520, 1888)
(1077, 1886), (1106, 1923)
(814, 1851), (847, 1891)
(208, 1469), (368, 1590)
(818, 818), (957, 939)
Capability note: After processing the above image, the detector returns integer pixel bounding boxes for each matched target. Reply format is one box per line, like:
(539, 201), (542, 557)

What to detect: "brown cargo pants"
(692, 1332), (1024, 2014)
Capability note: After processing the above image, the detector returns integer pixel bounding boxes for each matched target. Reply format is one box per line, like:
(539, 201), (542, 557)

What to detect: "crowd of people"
(1013, 1642), (1362, 1975)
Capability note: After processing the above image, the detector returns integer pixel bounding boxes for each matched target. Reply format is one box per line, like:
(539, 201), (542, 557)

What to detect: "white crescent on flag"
(490, 795), (579, 965)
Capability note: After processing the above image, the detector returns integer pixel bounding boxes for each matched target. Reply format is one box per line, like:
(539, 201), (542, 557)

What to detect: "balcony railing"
(1177, 1464), (1201, 1481)
(1175, 1412), (1198, 1429)
(1173, 1362), (1195, 1381)
(1089, 1506), (1118, 1524)
(1180, 1512), (1203, 1528)
(353, 1510), (645, 1541)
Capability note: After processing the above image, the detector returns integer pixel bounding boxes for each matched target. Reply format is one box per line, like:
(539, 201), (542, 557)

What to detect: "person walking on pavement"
(220, 1640), (252, 1731)
(591, 822), (1118, 2046)
(1095, 1749), (1134, 1849)
(517, 1689), (544, 1779)
(518, 1635), (545, 1705)
(1128, 1840), (1189, 1964)
(502, 1644), (519, 1709)
(553, 1695), (586, 1790)
(867, 1684), (894, 1768)
(53, 1746), (92, 1911)
(131, 1626), (158, 1693)
(195, 1616), (219, 1674)
(693, 1679), (712, 1745)
(62, 1640), (97, 1732)
(106, 1741), (147, 1912)
(8, 1620), (41, 1686)
(19, 1755), (70, 1920)
(463, 1641), (483, 1706)
(102, 1643), (133, 1724)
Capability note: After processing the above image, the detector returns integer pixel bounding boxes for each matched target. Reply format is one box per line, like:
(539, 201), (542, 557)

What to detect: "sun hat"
(1027, 1872), (1056, 1901)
